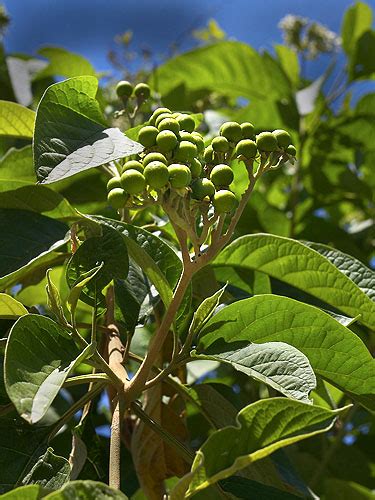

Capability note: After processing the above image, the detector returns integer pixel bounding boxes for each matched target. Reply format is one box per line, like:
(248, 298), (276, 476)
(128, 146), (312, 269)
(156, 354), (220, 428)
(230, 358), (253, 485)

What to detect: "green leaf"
(274, 45), (300, 87)
(341, 1), (372, 54)
(214, 234), (375, 329)
(35, 46), (96, 80)
(67, 263), (103, 317)
(0, 185), (78, 220)
(194, 341), (316, 403)
(0, 413), (52, 493)
(0, 146), (35, 182)
(0, 485), (42, 499)
(323, 478), (375, 500)
(4, 314), (91, 423)
(33, 76), (143, 184)
(45, 480), (128, 499)
(198, 295), (375, 410)
(0, 209), (69, 289)
(0, 100), (35, 139)
(22, 448), (70, 489)
(188, 285), (226, 341)
(187, 398), (346, 495)
(304, 241), (375, 301)
(66, 224), (129, 307)
(220, 476), (301, 499)
(0, 293), (28, 319)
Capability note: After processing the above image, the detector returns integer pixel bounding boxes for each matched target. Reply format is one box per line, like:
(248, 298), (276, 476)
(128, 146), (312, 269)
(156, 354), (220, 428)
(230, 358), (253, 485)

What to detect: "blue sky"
(3, 0), (374, 78)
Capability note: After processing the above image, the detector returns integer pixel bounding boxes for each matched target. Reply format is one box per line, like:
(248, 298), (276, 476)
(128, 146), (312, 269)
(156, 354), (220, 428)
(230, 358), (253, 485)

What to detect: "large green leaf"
(66, 224), (129, 307)
(0, 184), (77, 220)
(0, 293), (28, 319)
(153, 41), (291, 101)
(220, 476), (301, 499)
(35, 46), (96, 80)
(198, 295), (375, 409)
(0, 209), (69, 289)
(341, 1), (372, 54)
(0, 100), (35, 139)
(0, 146), (35, 182)
(323, 478), (375, 500)
(186, 398), (346, 495)
(214, 234), (375, 329)
(33, 76), (143, 184)
(194, 341), (316, 403)
(4, 314), (90, 423)
(22, 448), (70, 490)
(304, 241), (375, 301)
(45, 480), (128, 499)
(1, 485), (42, 499)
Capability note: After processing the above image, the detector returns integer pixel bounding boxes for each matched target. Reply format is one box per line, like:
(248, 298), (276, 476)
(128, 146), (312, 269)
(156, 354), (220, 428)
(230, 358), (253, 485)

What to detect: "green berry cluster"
(106, 106), (296, 216)
(115, 81), (151, 106)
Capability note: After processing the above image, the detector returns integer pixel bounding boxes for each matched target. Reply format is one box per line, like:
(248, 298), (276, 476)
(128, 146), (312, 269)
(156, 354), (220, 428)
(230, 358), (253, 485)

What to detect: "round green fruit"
(211, 136), (230, 153)
(122, 160), (144, 173)
(210, 164), (234, 187)
(241, 122), (255, 138)
(203, 145), (215, 163)
(108, 188), (128, 209)
(155, 113), (173, 128)
(179, 131), (195, 143)
(158, 117), (180, 135)
(150, 107), (171, 125)
(256, 132), (278, 152)
(213, 189), (237, 213)
(115, 80), (133, 99)
(176, 114), (195, 133)
(286, 144), (296, 156)
(144, 161), (169, 189)
(220, 121), (242, 143)
(175, 140), (198, 162)
(156, 130), (178, 152)
(189, 158), (202, 178)
(191, 178), (215, 200)
(168, 164), (192, 188)
(107, 176), (122, 192)
(191, 132), (205, 153)
(273, 129), (292, 148)
(143, 152), (167, 167)
(138, 126), (158, 147)
(120, 169), (146, 194)
(236, 139), (257, 159)
(134, 83), (150, 99)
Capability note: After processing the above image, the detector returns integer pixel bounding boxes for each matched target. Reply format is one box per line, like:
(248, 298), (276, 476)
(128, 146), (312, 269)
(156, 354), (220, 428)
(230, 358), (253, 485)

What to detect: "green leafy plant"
(0, 3), (374, 499)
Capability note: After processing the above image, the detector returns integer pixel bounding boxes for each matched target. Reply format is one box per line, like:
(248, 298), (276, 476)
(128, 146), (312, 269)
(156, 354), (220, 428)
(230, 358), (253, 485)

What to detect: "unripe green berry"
(144, 161), (169, 189)
(143, 152), (167, 167)
(121, 169), (146, 194)
(286, 144), (296, 156)
(122, 160), (144, 173)
(176, 114), (195, 133)
(175, 140), (198, 162)
(220, 121), (242, 143)
(189, 158), (202, 178)
(191, 132), (205, 153)
(138, 126), (158, 147)
(108, 188), (129, 209)
(256, 132), (278, 152)
(155, 113), (173, 128)
(107, 176), (122, 192)
(156, 130), (178, 152)
(158, 117), (180, 135)
(210, 164), (234, 187)
(116, 80), (133, 99)
(203, 145), (215, 163)
(168, 164), (192, 188)
(213, 189), (237, 213)
(134, 82), (150, 99)
(191, 178), (215, 200)
(179, 131), (195, 143)
(236, 139), (257, 159)
(211, 136), (230, 153)
(273, 129), (292, 148)
(150, 107), (171, 125)
(241, 122), (255, 138)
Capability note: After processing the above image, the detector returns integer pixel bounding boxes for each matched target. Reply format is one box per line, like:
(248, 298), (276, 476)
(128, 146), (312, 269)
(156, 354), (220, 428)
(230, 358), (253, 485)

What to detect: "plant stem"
(64, 373), (110, 387)
(109, 396), (125, 489)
